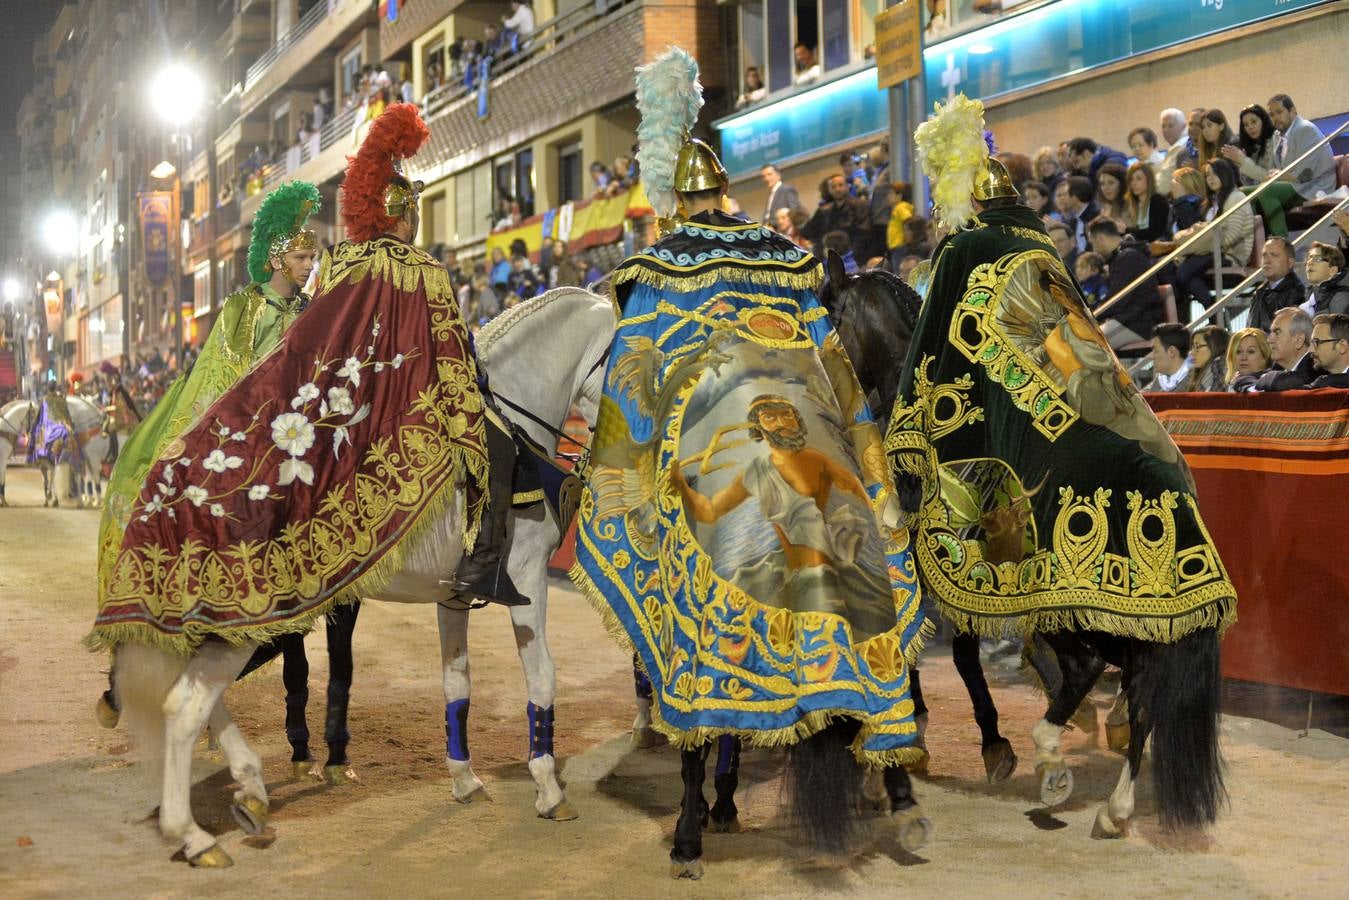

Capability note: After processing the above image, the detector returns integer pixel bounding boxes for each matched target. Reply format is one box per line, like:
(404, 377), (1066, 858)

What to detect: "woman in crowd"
(736, 67), (767, 108)
(885, 181), (916, 251)
(1167, 166), (1208, 235)
(488, 246), (512, 302)
(1167, 159), (1254, 318)
(1196, 109), (1235, 167)
(1123, 161), (1169, 241)
(1023, 180), (1056, 223)
(1185, 324), (1231, 391)
(1033, 146), (1065, 199)
(1221, 103), (1279, 185)
(1226, 327), (1273, 392)
(995, 151), (1033, 195)
(775, 208), (811, 251)
(1094, 162), (1129, 230)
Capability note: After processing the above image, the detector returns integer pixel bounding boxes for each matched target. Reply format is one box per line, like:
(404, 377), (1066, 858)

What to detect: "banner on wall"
(485, 184), (653, 261)
(140, 192), (173, 287)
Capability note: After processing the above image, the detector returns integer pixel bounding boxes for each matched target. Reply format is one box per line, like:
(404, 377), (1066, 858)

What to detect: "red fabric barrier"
(1147, 390), (1349, 696)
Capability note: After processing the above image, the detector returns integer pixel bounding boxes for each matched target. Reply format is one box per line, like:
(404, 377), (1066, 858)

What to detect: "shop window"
(558, 141), (584, 205)
(739, 0), (766, 99)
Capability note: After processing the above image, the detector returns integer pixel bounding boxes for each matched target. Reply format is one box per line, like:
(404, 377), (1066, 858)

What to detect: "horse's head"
(818, 250), (923, 421)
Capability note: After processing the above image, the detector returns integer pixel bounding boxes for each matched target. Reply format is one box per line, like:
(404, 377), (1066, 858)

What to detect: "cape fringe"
(932, 595), (1237, 645)
(611, 260), (823, 294)
(567, 560), (927, 769)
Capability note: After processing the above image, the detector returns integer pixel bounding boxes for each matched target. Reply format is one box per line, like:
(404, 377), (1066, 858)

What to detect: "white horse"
(112, 287), (616, 867)
(0, 397), (110, 507)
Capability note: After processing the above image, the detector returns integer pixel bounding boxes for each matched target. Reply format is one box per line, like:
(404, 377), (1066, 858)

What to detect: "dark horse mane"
(817, 250), (923, 427)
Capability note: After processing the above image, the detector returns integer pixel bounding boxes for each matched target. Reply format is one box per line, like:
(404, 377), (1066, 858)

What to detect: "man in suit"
(1255, 307), (1319, 391)
(1247, 237), (1305, 332)
(1246, 94), (1337, 236)
(761, 164), (802, 226)
(1054, 176), (1097, 254)
(1306, 313), (1349, 388)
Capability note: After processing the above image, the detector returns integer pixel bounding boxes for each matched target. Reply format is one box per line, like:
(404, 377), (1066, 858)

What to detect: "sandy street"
(0, 465), (1345, 898)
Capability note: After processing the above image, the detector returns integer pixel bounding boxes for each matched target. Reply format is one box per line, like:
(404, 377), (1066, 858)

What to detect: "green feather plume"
(247, 181), (322, 283)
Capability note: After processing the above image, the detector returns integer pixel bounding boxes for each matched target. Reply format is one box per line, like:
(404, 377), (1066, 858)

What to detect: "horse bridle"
(489, 345), (610, 455)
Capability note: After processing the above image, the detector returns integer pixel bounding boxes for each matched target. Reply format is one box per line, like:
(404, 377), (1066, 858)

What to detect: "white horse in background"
(0, 397), (110, 507)
(112, 287), (616, 867)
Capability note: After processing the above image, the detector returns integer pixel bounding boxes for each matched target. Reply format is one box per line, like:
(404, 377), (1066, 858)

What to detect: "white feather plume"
(635, 47), (703, 220)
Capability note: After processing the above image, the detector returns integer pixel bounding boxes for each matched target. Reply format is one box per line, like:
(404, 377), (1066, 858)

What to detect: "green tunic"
(97, 283), (306, 594)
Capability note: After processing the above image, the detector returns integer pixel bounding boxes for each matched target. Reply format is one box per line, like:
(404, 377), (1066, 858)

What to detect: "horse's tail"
(113, 643), (188, 770)
(1141, 627), (1226, 830)
(787, 720), (863, 853)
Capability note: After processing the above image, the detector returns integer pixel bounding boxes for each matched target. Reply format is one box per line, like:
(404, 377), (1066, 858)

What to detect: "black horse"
(818, 252), (1018, 785)
(818, 251), (1227, 837)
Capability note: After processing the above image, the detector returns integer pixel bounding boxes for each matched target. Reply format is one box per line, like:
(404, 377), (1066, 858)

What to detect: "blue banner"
(140, 192), (172, 287)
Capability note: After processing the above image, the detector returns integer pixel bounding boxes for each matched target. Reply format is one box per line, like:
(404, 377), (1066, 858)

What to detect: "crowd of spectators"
(424, 1), (536, 103)
(427, 239), (604, 329)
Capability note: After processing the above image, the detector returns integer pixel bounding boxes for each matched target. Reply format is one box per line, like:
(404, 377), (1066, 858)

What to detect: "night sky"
(0, 2), (64, 163)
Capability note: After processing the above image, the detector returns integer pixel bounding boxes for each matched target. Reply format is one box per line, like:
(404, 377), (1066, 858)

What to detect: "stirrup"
(440, 560), (531, 608)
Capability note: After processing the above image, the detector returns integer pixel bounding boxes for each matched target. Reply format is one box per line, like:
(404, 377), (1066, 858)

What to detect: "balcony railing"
(248, 102), (362, 194)
(242, 0), (331, 93)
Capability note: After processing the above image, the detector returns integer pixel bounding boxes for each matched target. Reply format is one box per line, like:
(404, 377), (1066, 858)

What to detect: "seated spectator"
(1184, 325), (1230, 391)
(801, 172), (873, 261)
(1334, 207), (1349, 259)
(736, 67), (767, 108)
(502, 0), (535, 50)
(1033, 146), (1065, 200)
(1160, 159), (1254, 319)
(1074, 251), (1108, 308)
(1066, 137), (1128, 185)
(1225, 327), (1273, 392)
(1054, 176), (1097, 254)
(1147, 323), (1192, 392)
(793, 43), (821, 85)
(488, 246), (511, 300)
(1047, 221), (1077, 270)
(1123, 161), (1169, 242)
(507, 253), (542, 298)
(551, 239), (580, 288)
(1127, 126), (1166, 168)
(1303, 242), (1349, 317)
(1023, 180), (1055, 222)
(1196, 109), (1235, 168)
(1306, 313), (1349, 388)
(1158, 107), (1203, 195)
(889, 215), (932, 272)
(1166, 166), (1206, 235)
(822, 230), (858, 275)
(1247, 236), (1305, 332)
(1093, 162), (1129, 231)
(1220, 104), (1278, 186)
(884, 180), (914, 251)
(1254, 306), (1317, 391)
(1087, 219), (1163, 349)
(484, 23), (506, 59)
(1246, 94), (1338, 236)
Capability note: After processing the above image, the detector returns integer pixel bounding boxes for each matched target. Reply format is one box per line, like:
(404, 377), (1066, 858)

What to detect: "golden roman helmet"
(267, 227), (318, 260)
(385, 174), (425, 218)
(673, 138), (729, 194)
(973, 157), (1019, 201)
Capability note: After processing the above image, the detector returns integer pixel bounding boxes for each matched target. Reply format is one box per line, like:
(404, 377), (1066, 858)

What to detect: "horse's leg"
(631, 655), (663, 748)
(40, 464), (51, 506)
(437, 602), (488, 802)
(160, 641), (253, 867)
(278, 633), (314, 778)
(951, 631), (1016, 783)
(322, 601), (361, 783)
(206, 701), (269, 836)
(707, 736), (741, 832)
(1031, 631), (1106, 807)
(670, 743), (710, 879)
(884, 765), (933, 852)
(1093, 664), (1151, 839)
(907, 666), (929, 773)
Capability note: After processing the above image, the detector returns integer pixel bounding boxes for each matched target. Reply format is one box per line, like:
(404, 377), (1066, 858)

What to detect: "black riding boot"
(443, 417), (530, 608)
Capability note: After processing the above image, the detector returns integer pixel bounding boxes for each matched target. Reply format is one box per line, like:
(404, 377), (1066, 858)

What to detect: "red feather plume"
(340, 104), (431, 242)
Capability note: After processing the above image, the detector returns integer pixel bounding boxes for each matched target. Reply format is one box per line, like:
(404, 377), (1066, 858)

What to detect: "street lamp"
(2, 278), (19, 303)
(148, 63), (205, 129)
(42, 209), (80, 257)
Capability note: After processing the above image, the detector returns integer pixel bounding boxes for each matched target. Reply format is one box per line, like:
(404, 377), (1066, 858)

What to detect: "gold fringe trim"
(611, 259), (823, 294)
(512, 488), (545, 505)
(931, 594), (1238, 646)
(567, 560), (927, 769)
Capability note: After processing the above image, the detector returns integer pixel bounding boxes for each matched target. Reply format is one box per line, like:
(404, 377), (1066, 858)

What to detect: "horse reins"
(489, 345), (610, 455)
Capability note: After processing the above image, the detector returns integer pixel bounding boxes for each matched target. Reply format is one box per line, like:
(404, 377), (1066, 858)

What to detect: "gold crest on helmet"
(673, 139), (728, 194)
(385, 174), (425, 218)
(973, 157), (1019, 201)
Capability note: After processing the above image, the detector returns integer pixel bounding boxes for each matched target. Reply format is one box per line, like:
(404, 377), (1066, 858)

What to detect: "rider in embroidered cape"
(86, 104), (504, 655)
(92, 180), (321, 716)
(570, 48), (927, 766)
(885, 94), (1236, 642)
(27, 379), (84, 489)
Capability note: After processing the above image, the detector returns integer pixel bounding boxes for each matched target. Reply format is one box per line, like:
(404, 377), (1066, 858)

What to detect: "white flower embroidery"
(182, 485), (208, 507)
(271, 412), (315, 457)
(166, 508), (176, 519)
(231, 431), (247, 442)
(374, 362), (384, 372)
(144, 495), (164, 515)
(218, 424), (232, 437)
(209, 503), (226, 518)
(337, 356), (363, 387)
(248, 484), (271, 501)
(157, 480), (176, 497)
(179, 457), (193, 467)
(332, 425), (349, 458)
(371, 320), (381, 337)
(162, 465), (175, 484)
(327, 386), (355, 416)
(391, 353), (404, 369)
(291, 382), (320, 410)
(278, 457), (315, 486)
(203, 448), (244, 474)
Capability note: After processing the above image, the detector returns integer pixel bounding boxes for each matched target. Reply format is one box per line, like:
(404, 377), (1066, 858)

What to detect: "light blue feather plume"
(635, 47), (703, 220)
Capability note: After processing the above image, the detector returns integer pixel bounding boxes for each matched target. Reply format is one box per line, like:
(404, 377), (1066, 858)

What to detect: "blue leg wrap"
(445, 698), (470, 761)
(527, 702), (555, 760)
(715, 735), (737, 777)
(633, 655), (652, 700)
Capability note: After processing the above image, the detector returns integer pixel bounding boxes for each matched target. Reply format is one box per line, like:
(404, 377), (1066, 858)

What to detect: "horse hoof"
(1037, 762), (1074, 807)
(231, 794), (269, 835)
(454, 785), (491, 804)
(631, 726), (665, 749)
(290, 760), (315, 781)
(893, 808), (933, 852)
(540, 800), (578, 821)
(1091, 805), (1127, 839)
(1106, 721), (1131, 755)
(1071, 702), (1099, 738)
(95, 694), (120, 729)
(670, 858), (703, 880)
(324, 765), (359, 785)
(708, 815), (742, 834)
(187, 845), (234, 868)
(982, 740), (1017, 784)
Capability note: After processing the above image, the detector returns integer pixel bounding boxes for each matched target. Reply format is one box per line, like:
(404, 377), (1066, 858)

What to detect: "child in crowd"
(1075, 251), (1108, 308)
